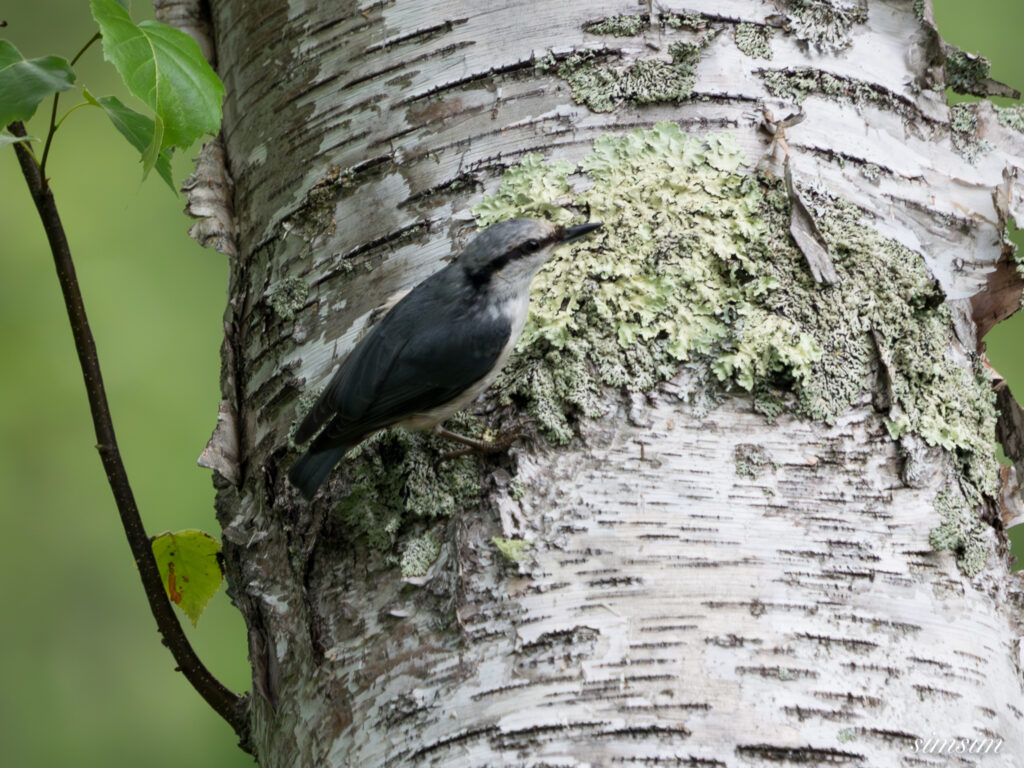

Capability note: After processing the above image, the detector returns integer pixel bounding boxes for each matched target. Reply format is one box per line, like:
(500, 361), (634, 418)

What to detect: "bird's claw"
(435, 423), (523, 460)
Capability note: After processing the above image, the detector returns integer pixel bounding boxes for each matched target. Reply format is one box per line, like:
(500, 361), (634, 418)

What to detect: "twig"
(7, 120), (250, 746)
(39, 32), (100, 179)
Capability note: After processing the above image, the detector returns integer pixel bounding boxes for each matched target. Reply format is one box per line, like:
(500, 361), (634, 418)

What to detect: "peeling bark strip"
(192, 0), (1024, 764)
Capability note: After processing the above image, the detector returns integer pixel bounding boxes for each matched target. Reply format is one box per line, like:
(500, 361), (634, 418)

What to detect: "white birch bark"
(159, 0), (1024, 764)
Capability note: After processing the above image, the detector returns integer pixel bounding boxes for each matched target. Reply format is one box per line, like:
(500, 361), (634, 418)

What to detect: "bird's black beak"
(561, 222), (603, 242)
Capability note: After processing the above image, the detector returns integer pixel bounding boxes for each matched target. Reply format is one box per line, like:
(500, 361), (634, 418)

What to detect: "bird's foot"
(435, 424), (521, 460)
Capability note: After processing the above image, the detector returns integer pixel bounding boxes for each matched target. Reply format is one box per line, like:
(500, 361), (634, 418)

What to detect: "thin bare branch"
(7, 120), (249, 748)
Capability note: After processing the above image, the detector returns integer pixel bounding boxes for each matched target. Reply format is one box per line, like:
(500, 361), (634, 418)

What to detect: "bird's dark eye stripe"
(473, 238), (550, 282)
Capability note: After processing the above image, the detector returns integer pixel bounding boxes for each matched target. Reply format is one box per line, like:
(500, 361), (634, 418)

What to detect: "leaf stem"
(53, 102), (94, 132)
(7, 120), (250, 749)
(39, 32), (102, 180)
(38, 92), (60, 181)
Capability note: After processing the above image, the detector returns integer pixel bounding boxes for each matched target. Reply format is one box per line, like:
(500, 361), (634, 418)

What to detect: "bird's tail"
(288, 445), (350, 500)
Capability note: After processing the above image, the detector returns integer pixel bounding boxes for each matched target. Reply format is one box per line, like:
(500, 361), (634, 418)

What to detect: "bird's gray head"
(457, 218), (602, 290)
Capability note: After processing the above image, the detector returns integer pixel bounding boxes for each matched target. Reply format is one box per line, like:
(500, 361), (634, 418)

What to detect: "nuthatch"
(288, 217), (603, 498)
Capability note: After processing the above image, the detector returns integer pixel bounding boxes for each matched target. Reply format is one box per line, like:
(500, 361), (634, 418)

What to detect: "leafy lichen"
(735, 23), (774, 60)
(400, 531), (442, 577)
(473, 153), (575, 226)
(473, 124), (1000, 573)
(945, 49), (991, 95)
(762, 68), (907, 115)
(762, 69), (824, 104)
(625, 57), (696, 105)
(475, 124), (819, 443)
(268, 276), (308, 320)
(784, 0), (867, 54)
(996, 104), (1024, 134)
(950, 102), (992, 164)
(288, 386), (323, 448)
(735, 444), (775, 478)
(585, 14), (648, 37)
(931, 488), (990, 576)
(755, 188), (1000, 501)
(860, 163), (881, 182)
(333, 412), (485, 551)
(660, 12), (705, 31)
(541, 51), (619, 113)
(541, 35), (710, 113)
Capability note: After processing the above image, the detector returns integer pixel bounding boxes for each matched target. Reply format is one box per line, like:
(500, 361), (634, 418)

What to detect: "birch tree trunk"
(160, 0), (1024, 764)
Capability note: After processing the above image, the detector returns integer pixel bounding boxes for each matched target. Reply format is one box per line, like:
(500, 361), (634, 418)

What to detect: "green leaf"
(84, 88), (174, 190)
(0, 40), (75, 128)
(0, 130), (37, 146)
(89, 0), (223, 175)
(151, 529), (223, 626)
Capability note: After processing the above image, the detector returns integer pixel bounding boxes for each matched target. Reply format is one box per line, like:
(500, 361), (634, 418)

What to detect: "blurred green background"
(0, 2), (251, 767)
(0, 2), (1021, 766)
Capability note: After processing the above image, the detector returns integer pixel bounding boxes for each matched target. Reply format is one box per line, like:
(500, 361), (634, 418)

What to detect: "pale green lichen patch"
(860, 163), (881, 182)
(492, 536), (531, 561)
(762, 68), (909, 116)
(755, 188), (1000, 500)
(269, 276), (309, 320)
(551, 50), (699, 113)
(400, 531), (442, 577)
(950, 102), (992, 164)
(735, 444), (775, 478)
(585, 14), (648, 37)
(661, 12), (706, 31)
(762, 68), (823, 103)
(669, 40), (704, 73)
(473, 124), (1000, 572)
(735, 23), (774, 59)
(333, 412), (485, 550)
(288, 386), (323, 449)
(545, 52), (620, 113)
(996, 105), (1024, 133)
(931, 488), (989, 576)
(784, 0), (867, 54)
(475, 124), (819, 442)
(945, 49), (991, 95)
(539, 34), (711, 113)
(625, 57), (697, 106)
(473, 153), (575, 226)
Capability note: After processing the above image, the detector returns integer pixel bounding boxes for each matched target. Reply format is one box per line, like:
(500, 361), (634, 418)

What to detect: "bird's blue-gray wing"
(296, 290), (511, 448)
(292, 316), (409, 444)
(357, 314), (512, 428)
